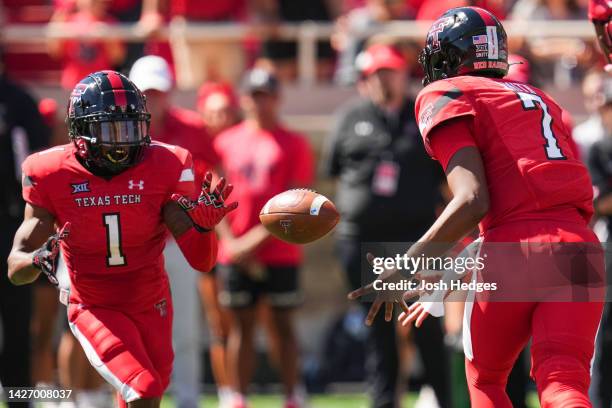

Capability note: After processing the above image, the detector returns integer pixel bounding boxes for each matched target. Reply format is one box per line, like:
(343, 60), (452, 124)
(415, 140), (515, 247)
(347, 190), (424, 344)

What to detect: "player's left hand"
(347, 253), (410, 326)
(32, 222), (70, 286)
(172, 172), (238, 232)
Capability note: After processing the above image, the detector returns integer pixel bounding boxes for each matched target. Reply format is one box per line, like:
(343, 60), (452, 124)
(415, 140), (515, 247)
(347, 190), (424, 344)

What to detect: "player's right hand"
(347, 253), (410, 326)
(171, 172), (238, 232)
(32, 222), (70, 286)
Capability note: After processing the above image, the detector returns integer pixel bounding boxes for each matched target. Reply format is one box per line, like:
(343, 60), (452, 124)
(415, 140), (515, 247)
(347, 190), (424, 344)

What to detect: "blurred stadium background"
(0, 0), (606, 407)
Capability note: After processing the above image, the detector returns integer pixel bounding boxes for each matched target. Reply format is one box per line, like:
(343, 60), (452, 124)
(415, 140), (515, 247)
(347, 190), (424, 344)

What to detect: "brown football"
(259, 189), (340, 244)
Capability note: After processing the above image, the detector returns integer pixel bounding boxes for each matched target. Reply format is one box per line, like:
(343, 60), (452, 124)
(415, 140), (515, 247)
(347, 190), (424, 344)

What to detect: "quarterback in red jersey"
(350, 7), (604, 408)
(7, 71), (237, 408)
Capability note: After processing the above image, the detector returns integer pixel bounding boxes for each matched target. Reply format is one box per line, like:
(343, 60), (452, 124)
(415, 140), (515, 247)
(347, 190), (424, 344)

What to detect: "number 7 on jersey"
(515, 91), (566, 160)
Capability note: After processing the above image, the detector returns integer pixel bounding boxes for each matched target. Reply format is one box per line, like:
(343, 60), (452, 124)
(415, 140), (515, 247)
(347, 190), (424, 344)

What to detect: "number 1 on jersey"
(515, 91), (566, 160)
(103, 213), (126, 266)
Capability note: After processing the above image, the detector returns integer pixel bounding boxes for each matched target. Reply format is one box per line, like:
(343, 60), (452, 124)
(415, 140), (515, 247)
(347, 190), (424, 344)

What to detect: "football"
(260, 189), (340, 244)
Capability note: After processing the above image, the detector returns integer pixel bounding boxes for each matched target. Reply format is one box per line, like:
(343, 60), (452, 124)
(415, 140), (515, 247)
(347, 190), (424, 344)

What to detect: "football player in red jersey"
(349, 7), (605, 408)
(7, 70), (237, 408)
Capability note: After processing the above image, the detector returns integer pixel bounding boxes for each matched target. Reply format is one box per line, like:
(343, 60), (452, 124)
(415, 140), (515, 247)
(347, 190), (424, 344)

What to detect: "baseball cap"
(241, 68), (280, 94)
(197, 81), (238, 112)
(129, 55), (173, 93)
(356, 44), (407, 76)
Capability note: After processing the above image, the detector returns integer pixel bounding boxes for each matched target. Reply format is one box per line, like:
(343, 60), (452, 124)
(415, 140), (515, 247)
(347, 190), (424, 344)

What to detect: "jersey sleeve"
(428, 117), (478, 171)
(21, 154), (55, 214)
(170, 149), (198, 201)
(415, 79), (476, 158)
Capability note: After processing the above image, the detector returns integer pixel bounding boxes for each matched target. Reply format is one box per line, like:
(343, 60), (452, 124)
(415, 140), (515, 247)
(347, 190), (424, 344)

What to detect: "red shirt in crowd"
(151, 107), (219, 185)
(214, 122), (314, 266)
(415, 0), (506, 20)
(54, 0), (140, 16)
(169, 0), (246, 21)
(57, 11), (123, 89)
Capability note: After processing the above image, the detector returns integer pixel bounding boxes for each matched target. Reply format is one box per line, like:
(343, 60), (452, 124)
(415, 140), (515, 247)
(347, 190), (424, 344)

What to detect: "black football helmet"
(419, 7), (508, 86)
(67, 70), (151, 176)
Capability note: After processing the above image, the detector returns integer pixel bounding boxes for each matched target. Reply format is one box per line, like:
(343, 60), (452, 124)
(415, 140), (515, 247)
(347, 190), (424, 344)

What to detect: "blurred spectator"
(254, 0), (338, 82)
(194, 81), (241, 408)
(415, 0), (506, 20)
(510, 0), (586, 19)
(48, 0), (126, 90)
(574, 70), (608, 161)
(130, 55), (218, 408)
(143, 0), (247, 89)
(53, 0), (143, 70)
(586, 77), (612, 408)
(510, 0), (589, 87)
(196, 81), (242, 137)
(332, 0), (411, 85)
(0, 56), (50, 407)
(214, 68), (313, 408)
(321, 43), (448, 408)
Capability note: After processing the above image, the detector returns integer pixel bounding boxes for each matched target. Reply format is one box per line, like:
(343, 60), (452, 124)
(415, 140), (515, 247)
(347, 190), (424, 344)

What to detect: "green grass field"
(159, 392), (541, 407)
(0, 391), (542, 407)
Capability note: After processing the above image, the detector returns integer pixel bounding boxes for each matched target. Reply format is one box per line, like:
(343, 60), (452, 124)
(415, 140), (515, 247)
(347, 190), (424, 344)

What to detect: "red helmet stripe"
(106, 71), (128, 107)
(113, 89), (128, 107)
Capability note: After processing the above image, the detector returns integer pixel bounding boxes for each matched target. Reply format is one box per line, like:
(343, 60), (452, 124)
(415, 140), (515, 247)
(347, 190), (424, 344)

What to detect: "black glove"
(32, 222), (70, 286)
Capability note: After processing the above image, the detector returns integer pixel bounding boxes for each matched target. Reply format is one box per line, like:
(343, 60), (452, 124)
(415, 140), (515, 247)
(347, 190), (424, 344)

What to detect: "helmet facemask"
(69, 110), (151, 176)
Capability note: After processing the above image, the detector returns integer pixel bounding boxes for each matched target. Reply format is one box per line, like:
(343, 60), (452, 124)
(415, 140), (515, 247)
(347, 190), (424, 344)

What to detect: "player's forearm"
(240, 224), (272, 252)
(163, 201), (196, 238)
(7, 250), (41, 285)
(407, 192), (487, 259)
(215, 218), (235, 240)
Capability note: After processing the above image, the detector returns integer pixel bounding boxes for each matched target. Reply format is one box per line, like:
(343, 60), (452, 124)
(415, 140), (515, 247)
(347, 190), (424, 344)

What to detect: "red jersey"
(415, 75), (594, 232)
(21, 142), (196, 311)
(214, 122), (314, 265)
(151, 107), (219, 185)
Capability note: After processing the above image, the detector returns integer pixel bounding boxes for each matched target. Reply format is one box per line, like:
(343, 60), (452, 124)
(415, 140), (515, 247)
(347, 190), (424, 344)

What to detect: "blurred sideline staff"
(0, 54), (50, 405)
(322, 42), (448, 408)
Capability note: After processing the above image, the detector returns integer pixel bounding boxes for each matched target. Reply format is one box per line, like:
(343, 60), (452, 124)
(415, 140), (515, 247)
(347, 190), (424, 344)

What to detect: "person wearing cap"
(195, 81), (241, 408)
(213, 68), (314, 408)
(129, 55), (219, 408)
(196, 81), (242, 138)
(321, 43), (449, 408)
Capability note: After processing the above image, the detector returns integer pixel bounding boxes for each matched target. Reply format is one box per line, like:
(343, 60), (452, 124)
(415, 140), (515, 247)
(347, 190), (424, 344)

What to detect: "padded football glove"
(172, 172), (238, 232)
(32, 222), (70, 286)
